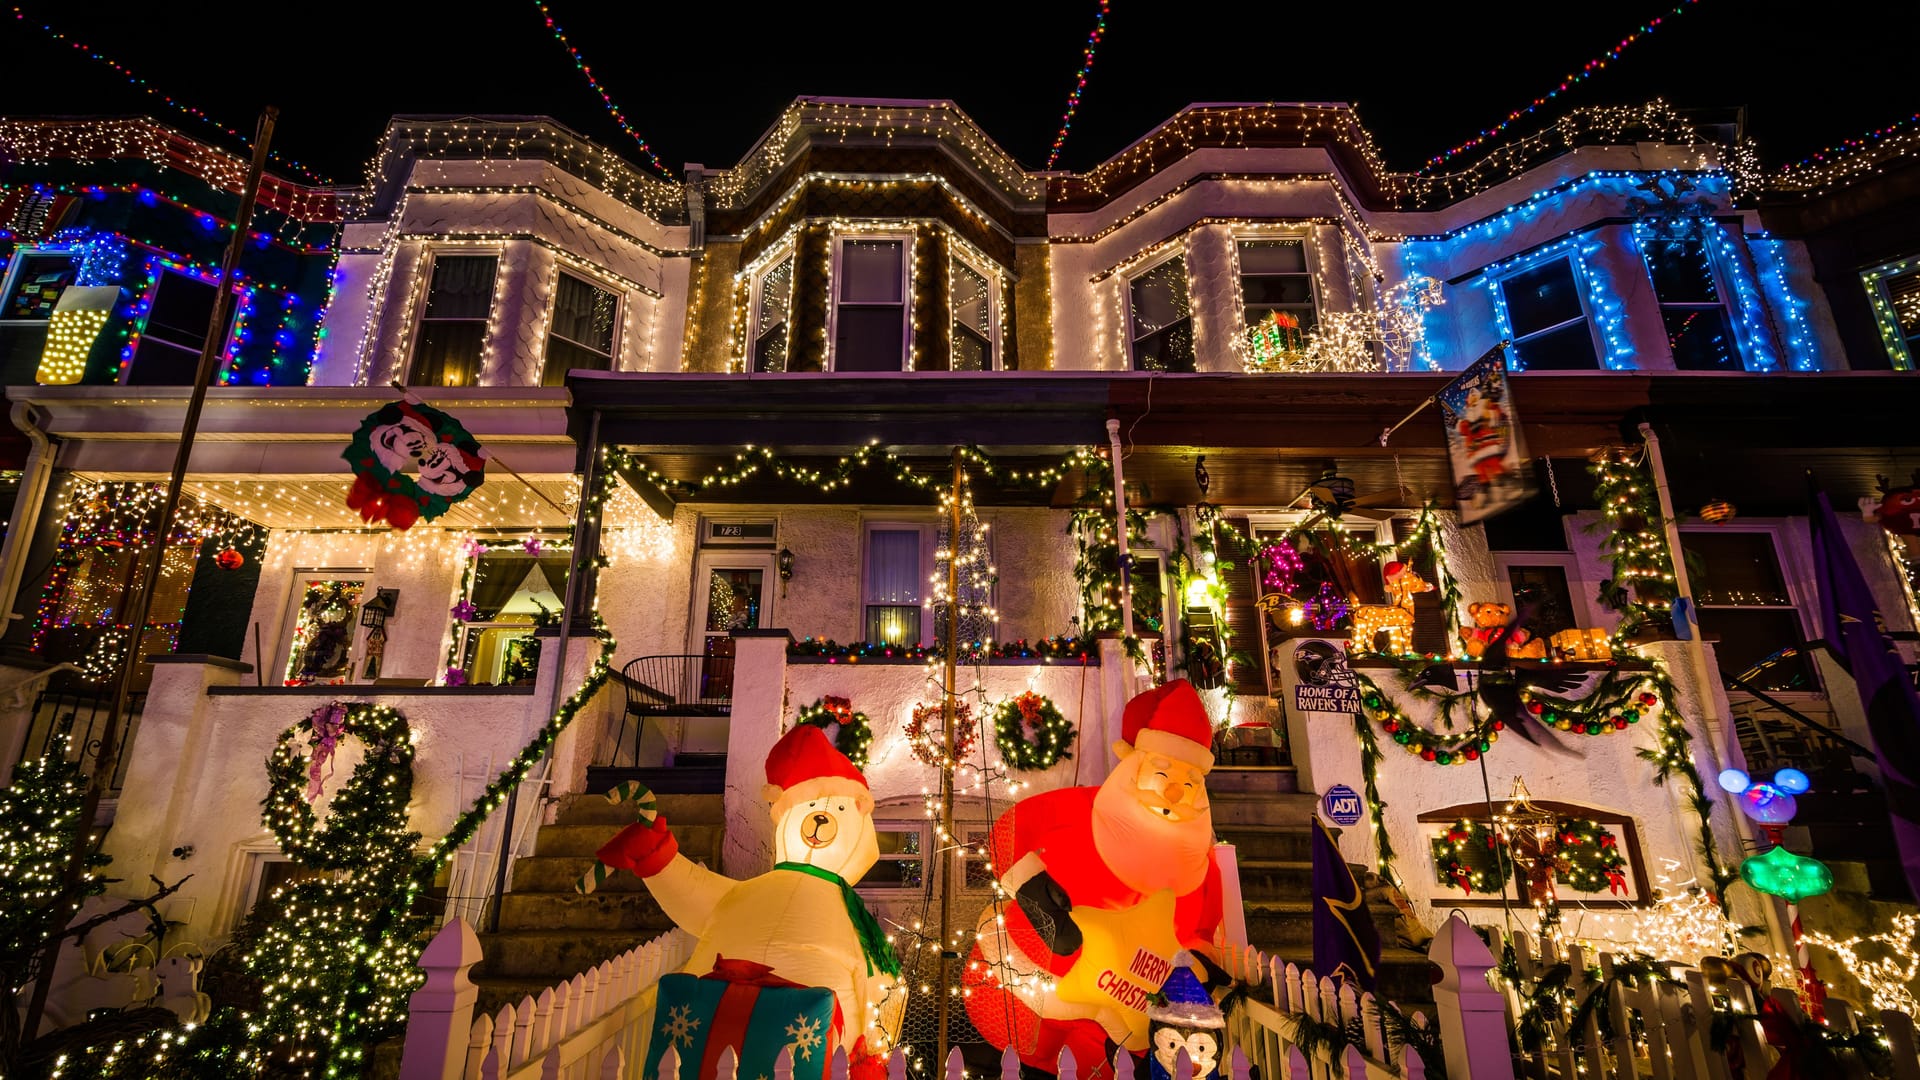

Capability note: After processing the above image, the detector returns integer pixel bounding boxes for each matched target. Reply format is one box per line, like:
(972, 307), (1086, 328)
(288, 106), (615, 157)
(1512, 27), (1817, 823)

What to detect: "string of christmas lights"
(1416, 0), (1702, 172)
(8, 7), (333, 185)
(530, 0), (674, 179)
(1043, 0), (1110, 170)
(1779, 110), (1920, 176)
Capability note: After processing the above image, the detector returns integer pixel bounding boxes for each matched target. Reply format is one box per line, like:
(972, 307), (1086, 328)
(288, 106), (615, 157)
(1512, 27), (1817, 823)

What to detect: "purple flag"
(1809, 484), (1920, 899)
(1311, 816), (1381, 991)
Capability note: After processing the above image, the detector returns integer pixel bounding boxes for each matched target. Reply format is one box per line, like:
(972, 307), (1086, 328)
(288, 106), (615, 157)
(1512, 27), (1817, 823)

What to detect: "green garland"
(1589, 451), (1677, 635)
(1350, 705), (1400, 885)
(262, 703), (417, 872)
(992, 691), (1075, 771)
(792, 698), (874, 769)
(1353, 669), (1504, 766)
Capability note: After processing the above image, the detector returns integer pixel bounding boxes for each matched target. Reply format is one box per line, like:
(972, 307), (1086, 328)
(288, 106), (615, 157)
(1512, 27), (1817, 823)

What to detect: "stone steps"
(1215, 826), (1315, 862)
(474, 792), (724, 1005)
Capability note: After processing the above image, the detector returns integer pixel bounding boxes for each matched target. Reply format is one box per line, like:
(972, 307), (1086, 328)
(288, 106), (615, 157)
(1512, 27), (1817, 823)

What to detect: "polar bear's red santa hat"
(761, 724), (874, 818)
(1118, 678), (1215, 772)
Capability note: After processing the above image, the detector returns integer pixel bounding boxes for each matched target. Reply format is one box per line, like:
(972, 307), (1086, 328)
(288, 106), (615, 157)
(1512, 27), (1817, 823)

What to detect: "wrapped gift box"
(645, 958), (841, 1080)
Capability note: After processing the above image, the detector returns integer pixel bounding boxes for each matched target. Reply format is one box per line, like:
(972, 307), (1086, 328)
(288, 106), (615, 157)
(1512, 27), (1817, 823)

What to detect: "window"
(542, 272), (618, 385)
(1420, 805), (1645, 905)
(410, 254), (497, 387)
(951, 257), (994, 371)
(864, 526), (925, 645)
(283, 576), (367, 686)
(3, 251), (77, 321)
(1643, 238), (1736, 371)
(454, 542), (572, 686)
(1128, 256), (1195, 372)
(1863, 257), (1920, 370)
(125, 269), (238, 385)
(1239, 239), (1317, 333)
(864, 822), (926, 890)
(832, 238), (907, 371)
(1504, 565), (1579, 640)
(1680, 530), (1816, 692)
(1499, 258), (1598, 371)
(38, 539), (199, 687)
(751, 253), (795, 373)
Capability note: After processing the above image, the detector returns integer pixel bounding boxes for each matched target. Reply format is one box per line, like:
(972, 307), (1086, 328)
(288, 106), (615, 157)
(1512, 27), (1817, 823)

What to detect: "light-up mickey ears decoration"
(1773, 767), (1811, 795)
(1720, 767), (1811, 824)
(1718, 768), (1751, 794)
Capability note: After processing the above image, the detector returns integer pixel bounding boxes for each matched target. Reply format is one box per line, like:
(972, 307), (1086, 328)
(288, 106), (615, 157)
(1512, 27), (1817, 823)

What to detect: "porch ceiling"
(72, 472), (581, 531)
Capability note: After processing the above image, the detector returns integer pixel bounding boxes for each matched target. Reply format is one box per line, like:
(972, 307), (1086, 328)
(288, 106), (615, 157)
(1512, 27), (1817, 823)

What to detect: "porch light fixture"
(360, 588), (399, 629)
(778, 547), (795, 581)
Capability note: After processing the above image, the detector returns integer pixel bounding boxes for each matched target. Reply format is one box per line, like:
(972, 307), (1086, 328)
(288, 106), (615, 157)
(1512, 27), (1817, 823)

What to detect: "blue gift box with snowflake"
(646, 958), (841, 1080)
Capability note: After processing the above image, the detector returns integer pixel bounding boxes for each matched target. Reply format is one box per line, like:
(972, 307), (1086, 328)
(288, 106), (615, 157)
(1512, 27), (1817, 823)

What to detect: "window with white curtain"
(542, 271), (619, 385)
(411, 253), (497, 387)
(864, 526), (923, 645)
(951, 257), (994, 371)
(833, 238), (908, 371)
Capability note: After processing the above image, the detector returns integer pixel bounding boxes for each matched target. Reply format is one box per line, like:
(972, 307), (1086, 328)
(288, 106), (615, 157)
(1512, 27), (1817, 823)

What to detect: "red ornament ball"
(1421, 749), (1437, 762)
(1493, 720), (1506, 731)
(1527, 701), (1545, 715)
(1614, 718), (1629, 730)
(1464, 748), (1479, 761)
(215, 547), (245, 571)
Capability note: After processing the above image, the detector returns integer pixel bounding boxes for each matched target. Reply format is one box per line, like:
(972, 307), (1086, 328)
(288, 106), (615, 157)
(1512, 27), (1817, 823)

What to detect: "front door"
(690, 554), (774, 698)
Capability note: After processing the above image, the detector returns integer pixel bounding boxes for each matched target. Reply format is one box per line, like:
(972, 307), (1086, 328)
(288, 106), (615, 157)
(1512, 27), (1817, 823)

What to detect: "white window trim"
(826, 232), (913, 372)
(746, 242), (798, 372)
(544, 267), (624, 376)
(406, 245), (504, 387)
(1862, 255), (1920, 371)
(0, 245), (82, 325)
(1124, 248), (1194, 371)
(688, 550), (778, 655)
(856, 813), (996, 898)
(1494, 254), (1606, 371)
(949, 250), (1000, 371)
(1678, 519), (1820, 689)
(1230, 231), (1322, 337)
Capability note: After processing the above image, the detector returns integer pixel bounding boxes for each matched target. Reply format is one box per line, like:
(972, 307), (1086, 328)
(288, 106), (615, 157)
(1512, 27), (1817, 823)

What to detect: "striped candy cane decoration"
(574, 781), (659, 895)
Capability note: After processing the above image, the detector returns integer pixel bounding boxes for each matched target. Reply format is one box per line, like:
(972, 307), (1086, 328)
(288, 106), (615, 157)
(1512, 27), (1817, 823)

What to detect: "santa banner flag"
(1437, 345), (1535, 524)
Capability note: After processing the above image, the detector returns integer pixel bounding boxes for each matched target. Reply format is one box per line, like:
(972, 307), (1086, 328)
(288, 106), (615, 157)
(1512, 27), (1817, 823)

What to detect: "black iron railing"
(17, 687), (147, 792)
(598, 654), (735, 770)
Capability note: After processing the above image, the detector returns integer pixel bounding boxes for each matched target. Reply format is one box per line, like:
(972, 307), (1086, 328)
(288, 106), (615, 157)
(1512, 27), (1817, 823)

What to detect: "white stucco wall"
(106, 636), (614, 949)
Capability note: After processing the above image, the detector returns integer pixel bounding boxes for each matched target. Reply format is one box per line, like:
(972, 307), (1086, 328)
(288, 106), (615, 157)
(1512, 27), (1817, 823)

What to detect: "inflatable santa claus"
(592, 724), (905, 1079)
(964, 679), (1223, 1078)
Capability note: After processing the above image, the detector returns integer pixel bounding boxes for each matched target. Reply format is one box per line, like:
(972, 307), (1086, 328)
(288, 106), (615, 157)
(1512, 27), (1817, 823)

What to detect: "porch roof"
(9, 384), (580, 529)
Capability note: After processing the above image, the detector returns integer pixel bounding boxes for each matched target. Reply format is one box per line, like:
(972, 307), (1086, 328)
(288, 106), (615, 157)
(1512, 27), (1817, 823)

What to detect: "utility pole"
(935, 446), (963, 1069)
(23, 108), (278, 1037)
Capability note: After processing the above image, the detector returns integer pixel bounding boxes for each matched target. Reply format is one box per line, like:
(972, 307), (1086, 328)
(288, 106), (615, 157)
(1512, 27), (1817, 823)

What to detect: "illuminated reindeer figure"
(1349, 561), (1432, 655)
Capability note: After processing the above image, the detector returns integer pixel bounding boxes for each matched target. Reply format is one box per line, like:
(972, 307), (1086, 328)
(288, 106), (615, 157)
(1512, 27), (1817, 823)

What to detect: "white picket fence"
(398, 918), (696, 1080)
(399, 912), (1920, 1080)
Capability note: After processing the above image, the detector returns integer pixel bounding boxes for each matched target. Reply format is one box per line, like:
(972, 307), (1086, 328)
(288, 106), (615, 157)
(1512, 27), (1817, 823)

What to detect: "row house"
(3, 99), (1918, 1007)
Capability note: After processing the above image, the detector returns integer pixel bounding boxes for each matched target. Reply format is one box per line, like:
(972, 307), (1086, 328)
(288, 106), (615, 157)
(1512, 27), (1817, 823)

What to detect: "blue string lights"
(1748, 237), (1824, 373)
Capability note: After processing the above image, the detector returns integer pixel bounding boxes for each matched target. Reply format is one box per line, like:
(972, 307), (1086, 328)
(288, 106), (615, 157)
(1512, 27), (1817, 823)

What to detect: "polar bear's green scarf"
(775, 861), (903, 977)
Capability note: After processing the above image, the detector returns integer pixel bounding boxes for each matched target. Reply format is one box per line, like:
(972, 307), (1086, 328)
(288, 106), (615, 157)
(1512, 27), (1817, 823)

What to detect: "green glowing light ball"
(1739, 844), (1833, 902)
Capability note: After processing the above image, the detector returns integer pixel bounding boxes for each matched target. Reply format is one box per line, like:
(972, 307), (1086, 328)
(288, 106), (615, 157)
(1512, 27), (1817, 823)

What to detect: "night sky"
(8, 0), (1910, 186)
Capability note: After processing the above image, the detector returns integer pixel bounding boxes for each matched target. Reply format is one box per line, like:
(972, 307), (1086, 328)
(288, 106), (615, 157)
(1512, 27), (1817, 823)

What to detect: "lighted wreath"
(992, 691), (1075, 771)
(1430, 817), (1629, 897)
(792, 696), (874, 769)
(263, 702), (418, 872)
(906, 699), (976, 768)
(342, 399), (487, 530)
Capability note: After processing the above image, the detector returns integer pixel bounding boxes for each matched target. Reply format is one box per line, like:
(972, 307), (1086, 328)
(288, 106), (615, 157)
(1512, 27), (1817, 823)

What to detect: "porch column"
(721, 629), (792, 876)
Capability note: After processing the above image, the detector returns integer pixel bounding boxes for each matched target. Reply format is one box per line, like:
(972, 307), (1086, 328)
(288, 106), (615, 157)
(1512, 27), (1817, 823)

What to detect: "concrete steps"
(472, 790), (723, 1014)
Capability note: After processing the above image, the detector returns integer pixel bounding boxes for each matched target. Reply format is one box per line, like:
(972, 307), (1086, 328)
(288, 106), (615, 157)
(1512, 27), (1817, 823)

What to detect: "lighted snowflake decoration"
(784, 1014), (824, 1061)
(660, 1004), (702, 1048)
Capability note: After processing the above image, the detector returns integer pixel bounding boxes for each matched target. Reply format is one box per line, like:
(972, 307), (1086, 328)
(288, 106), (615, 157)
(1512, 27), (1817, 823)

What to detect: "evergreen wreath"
(342, 399), (487, 530)
(792, 696), (874, 769)
(992, 691), (1076, 771)
(263, 701), (418, 873)
(1430, 817), (1630, 898)
(906, 699), (976, 767)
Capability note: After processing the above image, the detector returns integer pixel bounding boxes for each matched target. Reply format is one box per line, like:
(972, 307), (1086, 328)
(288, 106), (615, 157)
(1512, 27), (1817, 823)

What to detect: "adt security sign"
(1322, 784), (1363, 826)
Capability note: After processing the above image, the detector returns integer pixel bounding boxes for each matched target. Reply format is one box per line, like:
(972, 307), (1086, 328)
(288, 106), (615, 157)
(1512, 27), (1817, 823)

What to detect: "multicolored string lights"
(10, 7), (333, 185)
(1044, 0), (1110, 170)
(531, 0), (674, 179)
(1417, 0), (1701, 172)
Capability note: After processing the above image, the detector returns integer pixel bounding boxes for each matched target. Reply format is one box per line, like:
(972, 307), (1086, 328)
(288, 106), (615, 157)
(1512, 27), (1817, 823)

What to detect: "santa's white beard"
(1090, 765), (1213, 896)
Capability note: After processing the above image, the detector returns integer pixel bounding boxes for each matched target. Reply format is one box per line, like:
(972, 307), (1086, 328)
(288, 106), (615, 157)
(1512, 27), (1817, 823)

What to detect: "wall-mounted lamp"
(360, 588), (399, 629)
(778, 547), (795, 597)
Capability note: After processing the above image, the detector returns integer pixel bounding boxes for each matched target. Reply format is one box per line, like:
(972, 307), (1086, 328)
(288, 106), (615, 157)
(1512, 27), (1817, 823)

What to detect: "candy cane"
(573, 782), (658, 894)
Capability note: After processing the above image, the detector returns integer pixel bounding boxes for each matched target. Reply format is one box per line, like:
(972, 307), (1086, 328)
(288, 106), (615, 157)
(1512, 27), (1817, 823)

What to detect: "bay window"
(542, 271), (619, 384)
(1128, 255), (1195, 372)
(1643, 238), (1736, 371)
(410, 253), (497, 387)
(832, 237), (908, 371)
(1499, 258), (1598, 371)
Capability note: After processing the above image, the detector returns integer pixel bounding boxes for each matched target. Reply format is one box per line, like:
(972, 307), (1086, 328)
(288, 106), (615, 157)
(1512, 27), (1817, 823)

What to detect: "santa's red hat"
(1120, 679), (1215, 772)
(761, 724), (872, 818)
